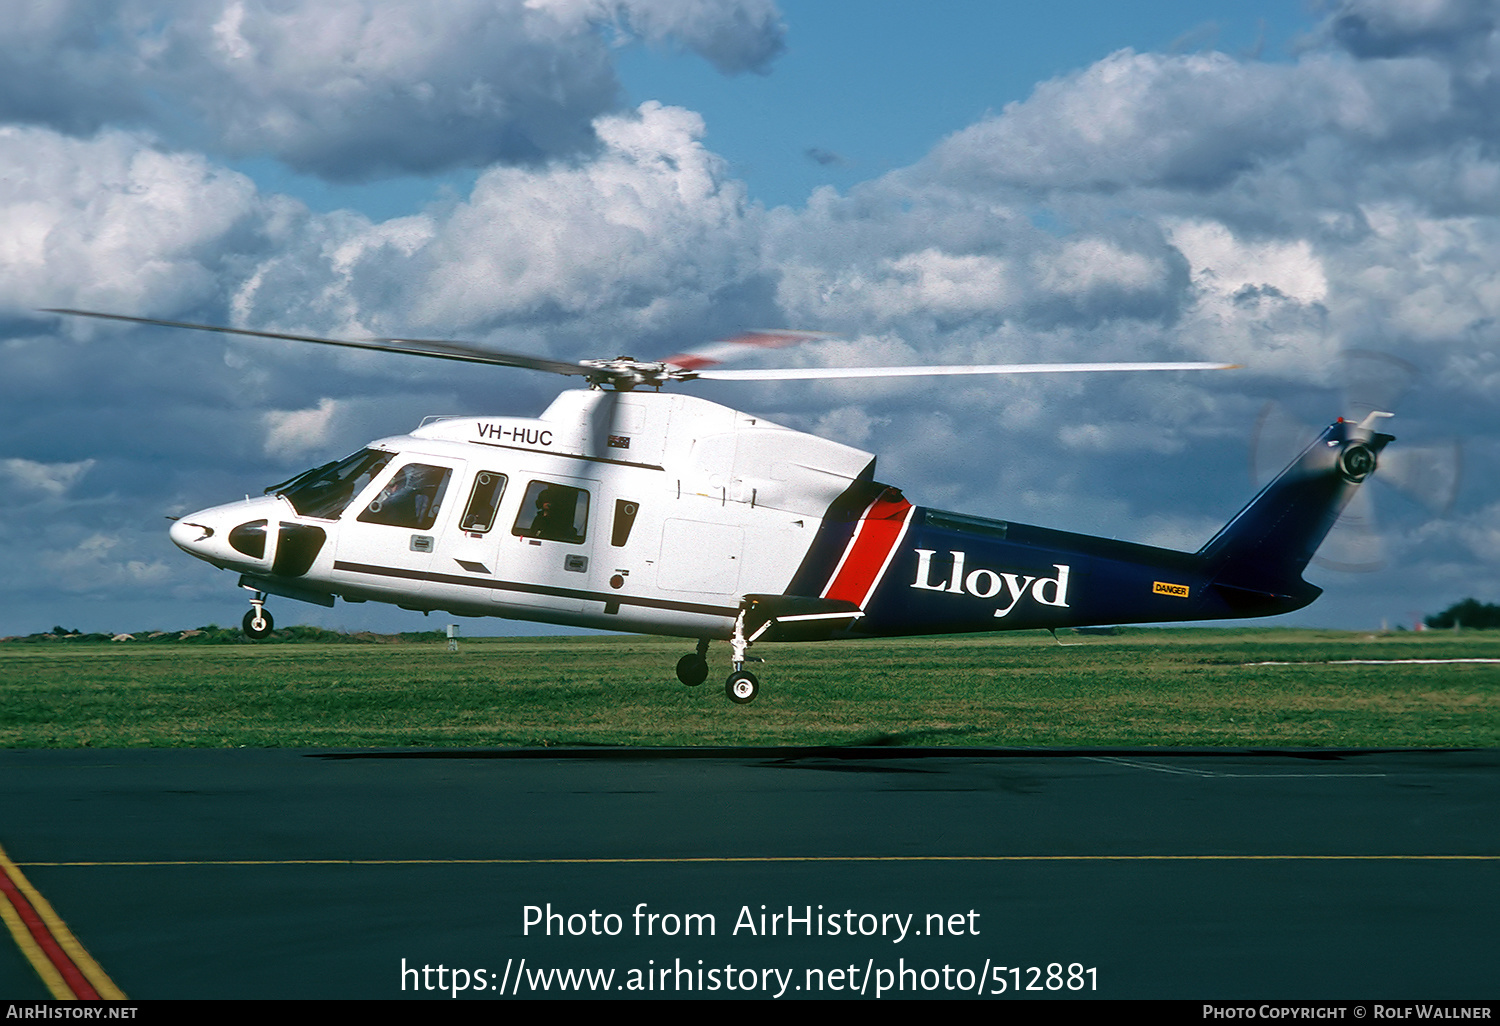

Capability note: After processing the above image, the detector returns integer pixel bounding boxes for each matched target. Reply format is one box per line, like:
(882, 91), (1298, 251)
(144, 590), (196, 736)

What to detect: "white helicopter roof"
(394, 389), (877, 517)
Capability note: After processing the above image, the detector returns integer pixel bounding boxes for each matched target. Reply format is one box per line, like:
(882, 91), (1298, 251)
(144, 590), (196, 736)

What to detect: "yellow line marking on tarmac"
(0, 842), (126, 1000)
(18, 854), (1497, 866)
(0, 888), (71, 999)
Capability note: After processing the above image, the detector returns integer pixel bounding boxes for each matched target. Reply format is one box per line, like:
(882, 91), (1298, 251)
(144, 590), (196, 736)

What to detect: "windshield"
(276, 449), (393, 519)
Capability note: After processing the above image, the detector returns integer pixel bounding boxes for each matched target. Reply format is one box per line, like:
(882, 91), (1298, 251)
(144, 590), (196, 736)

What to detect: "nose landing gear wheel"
(242, 606), (274, 640)
(725, 670), (759, 704)
(676, 654), (709, 687)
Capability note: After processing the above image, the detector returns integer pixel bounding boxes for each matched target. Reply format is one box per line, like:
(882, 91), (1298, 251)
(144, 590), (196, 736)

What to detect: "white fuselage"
(169, 389), (876, 639)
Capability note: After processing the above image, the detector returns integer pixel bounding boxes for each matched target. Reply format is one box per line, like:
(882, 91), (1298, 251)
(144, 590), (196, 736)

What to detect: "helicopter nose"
(169, 496), (287, 568)
(169, 514), (217, 554)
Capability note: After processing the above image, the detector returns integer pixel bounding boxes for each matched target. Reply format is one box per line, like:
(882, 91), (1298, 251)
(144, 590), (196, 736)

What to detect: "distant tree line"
(4, 625), (452, 644)
(1426, 599), (1500, 630)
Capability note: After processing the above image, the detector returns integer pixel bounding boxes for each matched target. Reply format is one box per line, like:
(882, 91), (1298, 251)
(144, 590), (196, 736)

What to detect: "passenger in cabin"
(515, 480), (587, 542)
(529, 487), (573, 541)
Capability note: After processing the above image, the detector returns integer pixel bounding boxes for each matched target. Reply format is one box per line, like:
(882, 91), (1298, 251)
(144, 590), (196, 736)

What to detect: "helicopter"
(47, 309), (1392, 703)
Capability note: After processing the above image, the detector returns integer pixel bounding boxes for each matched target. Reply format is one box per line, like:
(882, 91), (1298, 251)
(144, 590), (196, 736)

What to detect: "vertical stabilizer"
(1197, 418), (1393, 610)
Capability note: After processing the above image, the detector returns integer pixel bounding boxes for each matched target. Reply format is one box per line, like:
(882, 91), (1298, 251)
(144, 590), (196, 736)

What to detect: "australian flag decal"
(608, 435), (630, 449)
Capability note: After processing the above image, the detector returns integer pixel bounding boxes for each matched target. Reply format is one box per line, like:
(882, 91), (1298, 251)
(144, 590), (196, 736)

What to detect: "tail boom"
(759, 419), (1388, 640)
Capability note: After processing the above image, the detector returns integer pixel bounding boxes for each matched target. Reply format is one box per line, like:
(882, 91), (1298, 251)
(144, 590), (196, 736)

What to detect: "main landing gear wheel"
(676, 654), (709, 687)
(676, 638), (712, 687)
(725, 670), (759, 704)
(242, 606), (274, 640)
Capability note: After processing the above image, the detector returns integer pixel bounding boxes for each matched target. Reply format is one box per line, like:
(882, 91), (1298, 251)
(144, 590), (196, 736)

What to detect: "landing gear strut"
(242, 594), (274, 640)
(724, 609), (760, 704)
(676, 638), (710, 687)
(677, 613), (765, 703)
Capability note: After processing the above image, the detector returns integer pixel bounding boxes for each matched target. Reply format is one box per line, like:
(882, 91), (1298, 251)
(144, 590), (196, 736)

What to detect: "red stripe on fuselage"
(821, 491), (915, 609)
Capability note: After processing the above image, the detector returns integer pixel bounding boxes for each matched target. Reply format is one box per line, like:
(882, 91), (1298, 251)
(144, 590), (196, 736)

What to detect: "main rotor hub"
(579, 357), (681, 391)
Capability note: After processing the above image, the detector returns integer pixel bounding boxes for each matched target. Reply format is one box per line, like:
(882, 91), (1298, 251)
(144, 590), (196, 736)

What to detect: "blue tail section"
(1196, 418), (1392, 615)
(760, 417), (1394, 640)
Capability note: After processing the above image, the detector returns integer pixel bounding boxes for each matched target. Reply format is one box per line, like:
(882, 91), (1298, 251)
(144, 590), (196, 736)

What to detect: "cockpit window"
(276, 449), (393, 520)
(358, 463), (452, 530)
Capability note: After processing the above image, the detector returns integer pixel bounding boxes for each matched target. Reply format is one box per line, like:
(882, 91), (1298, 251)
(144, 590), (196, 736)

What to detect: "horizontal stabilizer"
(743, 593), (864, 642)
(1211, 580), (1322, 617)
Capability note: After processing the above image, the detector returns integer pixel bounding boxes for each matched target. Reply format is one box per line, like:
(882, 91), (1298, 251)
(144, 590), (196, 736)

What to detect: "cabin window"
(513, 480), (589, 544)
(460, 472), (508, 533)
(611, 499), (640, 547)
(357, 463), (452, 530)
(276, 449), (393, 520)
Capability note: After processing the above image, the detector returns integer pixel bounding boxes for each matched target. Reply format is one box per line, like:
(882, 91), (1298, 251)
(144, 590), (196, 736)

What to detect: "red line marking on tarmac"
(0, 857), (99, 999)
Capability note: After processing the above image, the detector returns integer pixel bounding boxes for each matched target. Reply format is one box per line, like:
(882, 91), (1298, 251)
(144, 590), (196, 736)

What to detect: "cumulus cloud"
(1316, 0), (1499, 60)
(263, 397), (342, 458)
(231, 101), (769, 345)
(1168, 220), (1329, 304)
(1057, 422), (1189, 455)
(0, 127), (262, 315)
(594, 0), (785, 74)
(0, 0), (146, 133)
(0, 0), (785, 180)
(925, 48), (1454, 197)
(39, 532), (174, 593)
(0, 458), (95, 499)
(150, 0), (619, 178)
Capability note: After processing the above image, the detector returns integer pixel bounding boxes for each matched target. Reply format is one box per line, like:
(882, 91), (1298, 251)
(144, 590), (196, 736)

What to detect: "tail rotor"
(1249, 350), (1459, 573)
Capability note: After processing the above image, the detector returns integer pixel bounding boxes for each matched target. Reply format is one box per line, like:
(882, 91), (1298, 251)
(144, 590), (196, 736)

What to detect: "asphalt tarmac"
(0, 747), (1496, 1000)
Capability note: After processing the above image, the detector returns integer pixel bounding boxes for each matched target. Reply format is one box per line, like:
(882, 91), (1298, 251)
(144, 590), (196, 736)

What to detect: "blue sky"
(617, 1), (1315, 209)
(2, 0), (1497, 637)
(239, 1), (1318, 218)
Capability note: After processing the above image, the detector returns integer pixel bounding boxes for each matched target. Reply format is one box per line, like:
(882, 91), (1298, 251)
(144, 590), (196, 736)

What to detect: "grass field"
(2, 628), (1498, 748)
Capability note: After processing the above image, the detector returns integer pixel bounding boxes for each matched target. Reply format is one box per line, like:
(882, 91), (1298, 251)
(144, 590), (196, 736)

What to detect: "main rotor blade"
(46, 309), (1238, 388)
(42, 309), (592, 378)
(660, 330), (838, 371)
(690, 361), (1238, 381)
